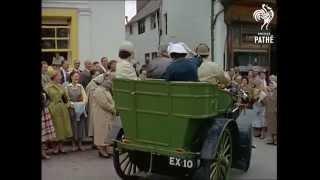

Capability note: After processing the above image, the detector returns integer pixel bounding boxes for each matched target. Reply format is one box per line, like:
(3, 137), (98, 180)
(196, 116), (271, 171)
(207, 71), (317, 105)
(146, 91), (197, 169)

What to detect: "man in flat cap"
(197, 43), (229, 86)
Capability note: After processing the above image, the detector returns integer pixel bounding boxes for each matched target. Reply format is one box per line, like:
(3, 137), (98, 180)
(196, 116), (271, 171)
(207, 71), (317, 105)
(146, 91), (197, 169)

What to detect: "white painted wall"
(126, 15), (160, 67)
(125, 0), (228, 68)
(165, 0), (212, 58)
(42, 0), (125, 67)
(213, 0), (227, 67)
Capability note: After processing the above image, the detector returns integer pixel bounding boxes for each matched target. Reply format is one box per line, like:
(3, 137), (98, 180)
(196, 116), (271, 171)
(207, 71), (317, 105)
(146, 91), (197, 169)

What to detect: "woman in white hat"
(164, 42), (199, 81)
(115, 41), (138, 80)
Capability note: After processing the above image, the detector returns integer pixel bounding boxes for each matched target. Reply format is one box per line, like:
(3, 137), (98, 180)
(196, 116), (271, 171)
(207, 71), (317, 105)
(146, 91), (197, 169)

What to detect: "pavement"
(42, 137), (276, 180)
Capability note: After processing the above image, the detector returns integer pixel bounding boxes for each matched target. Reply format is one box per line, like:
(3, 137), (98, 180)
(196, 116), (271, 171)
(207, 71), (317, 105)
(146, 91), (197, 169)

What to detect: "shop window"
(41, 24), (71, 64)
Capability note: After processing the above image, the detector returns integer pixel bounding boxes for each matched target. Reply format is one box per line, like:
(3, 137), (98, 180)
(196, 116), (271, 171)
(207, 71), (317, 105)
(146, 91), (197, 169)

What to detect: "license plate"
(168, 157), (195, 169)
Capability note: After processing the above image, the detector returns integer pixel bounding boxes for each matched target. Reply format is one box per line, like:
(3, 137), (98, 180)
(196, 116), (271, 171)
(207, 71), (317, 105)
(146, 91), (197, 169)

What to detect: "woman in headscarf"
(91, 78), (116, 158)
(66, 71), (88, 151)
(45, 67), (73, 154)
(86, 73), (106, 146)
(264, 75), (277, 145)
(41, 83), (56, 159)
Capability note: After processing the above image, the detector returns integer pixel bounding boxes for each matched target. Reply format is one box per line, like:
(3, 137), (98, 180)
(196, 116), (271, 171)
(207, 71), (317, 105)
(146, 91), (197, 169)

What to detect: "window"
(41, 24), (71, 64)
(138, 19), (146, 34)
(150, 14), (156, 30)
(41, 25), (70, 50)
(164, 13), (167, 34)
(129, 24), (133, 34)
(145, 53), (150, 63)
(152, 52), (158, 59)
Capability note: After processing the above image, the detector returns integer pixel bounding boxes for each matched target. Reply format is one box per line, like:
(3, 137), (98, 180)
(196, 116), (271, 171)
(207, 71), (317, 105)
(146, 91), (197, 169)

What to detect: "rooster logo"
(253, 4), (274, 30)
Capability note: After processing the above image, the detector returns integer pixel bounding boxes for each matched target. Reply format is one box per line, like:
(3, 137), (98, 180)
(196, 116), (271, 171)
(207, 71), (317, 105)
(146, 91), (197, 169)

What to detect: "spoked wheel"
(209, 128), (233, 180)
(113, 129), (141, 179)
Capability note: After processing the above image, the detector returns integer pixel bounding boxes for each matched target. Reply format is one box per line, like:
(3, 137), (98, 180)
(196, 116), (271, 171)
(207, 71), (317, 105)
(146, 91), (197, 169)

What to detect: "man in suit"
(61, 60), (70, 87)
(73, 60), (82, 73)
(96, 57), (109, 74)
(146, 44), (172, 79)
(80, 60), (93, 89)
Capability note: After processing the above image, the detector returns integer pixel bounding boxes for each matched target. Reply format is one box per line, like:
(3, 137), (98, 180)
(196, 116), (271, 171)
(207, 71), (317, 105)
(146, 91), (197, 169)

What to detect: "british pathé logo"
(253, 4), (275, 44)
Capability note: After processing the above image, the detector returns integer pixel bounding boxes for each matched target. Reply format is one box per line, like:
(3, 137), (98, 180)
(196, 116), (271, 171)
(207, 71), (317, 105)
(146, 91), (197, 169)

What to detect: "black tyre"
(113, 129), (141, 179)
(193, 128), (233, 180)
(243, 125), (252, 172)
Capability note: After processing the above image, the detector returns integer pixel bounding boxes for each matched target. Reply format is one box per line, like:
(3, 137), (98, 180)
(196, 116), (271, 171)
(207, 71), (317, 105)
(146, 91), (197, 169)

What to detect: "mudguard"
(200, 117), (239, 160)
(233, 109), (253, 171)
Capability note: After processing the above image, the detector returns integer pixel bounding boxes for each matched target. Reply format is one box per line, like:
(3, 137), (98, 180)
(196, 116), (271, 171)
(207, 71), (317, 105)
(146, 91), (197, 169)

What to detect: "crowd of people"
(41, 40), (277, 160)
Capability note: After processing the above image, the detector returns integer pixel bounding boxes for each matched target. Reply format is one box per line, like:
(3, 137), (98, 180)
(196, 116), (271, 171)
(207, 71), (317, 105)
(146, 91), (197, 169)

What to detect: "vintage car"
(112, 79), (252, 180)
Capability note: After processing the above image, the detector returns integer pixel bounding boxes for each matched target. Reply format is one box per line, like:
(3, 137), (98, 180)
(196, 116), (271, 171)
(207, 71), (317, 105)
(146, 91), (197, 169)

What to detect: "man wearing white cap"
(164, 42), (201, 81)
(115, 41), (138, 80)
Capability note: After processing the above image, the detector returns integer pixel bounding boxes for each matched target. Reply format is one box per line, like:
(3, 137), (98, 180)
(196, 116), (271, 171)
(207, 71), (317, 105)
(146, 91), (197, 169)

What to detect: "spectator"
(73, 60), (82, 73)
(66, 71), (88, 152)
(260, 69), (268, 89)
(115, 41), (138, 80)
(106, 60), (117, 80)
(41, 85), (56, 159)
(80, 60), (93, 88)
(228, 68), (236, 81)
(92, 61), (101, 78)
(247, 69), (254, 87)
(97, 57), (109, 74)
(240, 76), (250, 92)
(92, 78), (116, 158)
(108, 60), (117, 73)
(45, 68), (73, 154)
(146, 44), (172, 79)
(86, 73), (106, 144)
(61, 60), (70, 87)
(164, 42), (200, 81)
(265, 75), (277, 145)
(251, 78), (267, 139)
(52, 56), (64, 72)
(41, 61), (50, 88)
(139, 64), (148, 80)
(197, 43), (229, 86)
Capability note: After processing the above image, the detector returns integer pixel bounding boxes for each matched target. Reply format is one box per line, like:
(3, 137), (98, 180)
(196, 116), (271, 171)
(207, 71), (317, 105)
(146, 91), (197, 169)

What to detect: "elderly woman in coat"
(86, 73), (107, 142)
(91, 78), (116, 158)
(45, 67), (73, 154)
(264, 76), (277, 145)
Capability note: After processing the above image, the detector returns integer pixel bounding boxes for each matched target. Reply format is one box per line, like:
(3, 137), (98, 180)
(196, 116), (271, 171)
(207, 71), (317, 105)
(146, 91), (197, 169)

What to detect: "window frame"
(150, 13), (156, 30)
(138, 18), (146, 35)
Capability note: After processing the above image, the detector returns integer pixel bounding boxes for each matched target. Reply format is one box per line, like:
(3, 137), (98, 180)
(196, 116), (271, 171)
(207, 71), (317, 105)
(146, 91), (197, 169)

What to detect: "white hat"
(119, 41), (134, 53)
(167, 43), (188, 55)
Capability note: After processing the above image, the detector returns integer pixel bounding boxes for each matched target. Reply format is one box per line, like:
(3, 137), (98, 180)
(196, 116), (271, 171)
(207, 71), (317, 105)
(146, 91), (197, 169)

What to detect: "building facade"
(126, 0), (277, 73)
(41, 0), (125, 68)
